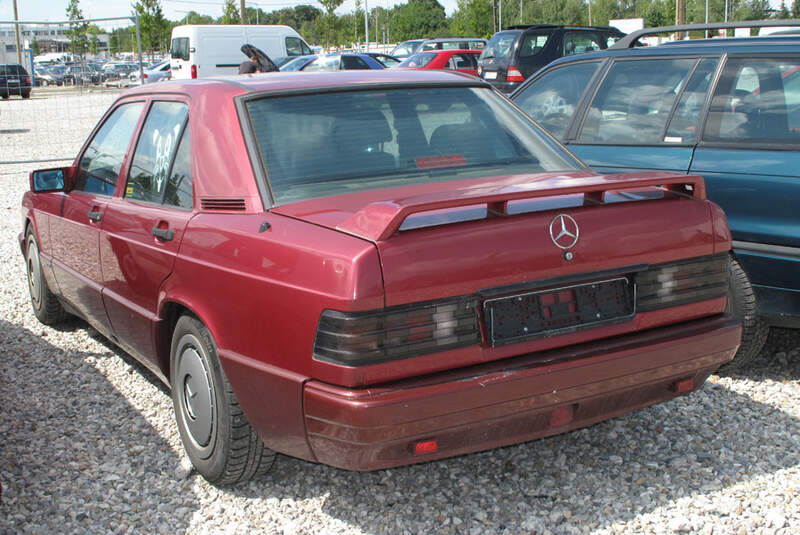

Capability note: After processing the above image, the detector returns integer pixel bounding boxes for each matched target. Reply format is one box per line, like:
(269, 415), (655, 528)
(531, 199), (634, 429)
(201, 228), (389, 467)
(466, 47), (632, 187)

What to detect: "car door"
(566, 57), (718, 175)
(691, 55), (800, 298)
(49, 101), (145, 337)
(100, 100), (194, 364)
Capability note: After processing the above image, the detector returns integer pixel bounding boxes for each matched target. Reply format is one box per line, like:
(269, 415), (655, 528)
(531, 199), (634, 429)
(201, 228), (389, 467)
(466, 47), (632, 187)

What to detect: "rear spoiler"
(336, 172), (705, 242)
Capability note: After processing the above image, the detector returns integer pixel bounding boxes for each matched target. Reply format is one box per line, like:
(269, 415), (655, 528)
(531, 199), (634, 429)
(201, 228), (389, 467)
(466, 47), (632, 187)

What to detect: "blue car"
(280, 53), (385, 72)
(512, 21), (800, 368)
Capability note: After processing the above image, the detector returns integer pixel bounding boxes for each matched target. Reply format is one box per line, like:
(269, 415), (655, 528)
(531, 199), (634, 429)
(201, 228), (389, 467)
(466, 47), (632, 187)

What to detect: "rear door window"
(578, 58), (697, 144)
(664, 58), (719, 144)
(563, 32), (601, 56)
(448, 53), (477, 70)
(514, 61), (602, 138)
(303, 56), (340, 72)
(125, 102), (189, 204)
(703, 56), (800, 144)
(341, 55), (370, 70)
(520, 33), (550, 58)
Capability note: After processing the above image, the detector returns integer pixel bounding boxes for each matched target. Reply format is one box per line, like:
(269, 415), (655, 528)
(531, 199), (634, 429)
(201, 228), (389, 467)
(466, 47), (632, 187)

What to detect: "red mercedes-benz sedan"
(20, 70), (740, 484)
(396, 49), (481, 76)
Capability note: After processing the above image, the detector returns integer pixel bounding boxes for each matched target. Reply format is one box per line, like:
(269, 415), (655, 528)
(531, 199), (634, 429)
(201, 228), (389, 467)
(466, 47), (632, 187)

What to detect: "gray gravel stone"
(2, 90), (800, 535)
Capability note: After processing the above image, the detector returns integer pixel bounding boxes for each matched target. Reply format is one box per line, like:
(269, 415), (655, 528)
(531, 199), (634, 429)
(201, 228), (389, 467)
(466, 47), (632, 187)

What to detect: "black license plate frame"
(483, 277), (636, 346)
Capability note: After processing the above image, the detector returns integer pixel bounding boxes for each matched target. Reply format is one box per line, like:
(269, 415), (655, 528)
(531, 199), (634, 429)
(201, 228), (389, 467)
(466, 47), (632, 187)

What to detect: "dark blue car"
(512, 21), (800, 368)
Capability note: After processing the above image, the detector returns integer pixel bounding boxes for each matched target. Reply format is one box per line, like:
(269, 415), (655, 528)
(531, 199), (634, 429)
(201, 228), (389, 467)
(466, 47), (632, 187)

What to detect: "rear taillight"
(25, 75), (31, 84)
(635, 254), (728, 312)
(143, 73), (148, 79)
(506, 67), (525, 82)
(313, 296), (480, 366)
(191, 64), (197, 79)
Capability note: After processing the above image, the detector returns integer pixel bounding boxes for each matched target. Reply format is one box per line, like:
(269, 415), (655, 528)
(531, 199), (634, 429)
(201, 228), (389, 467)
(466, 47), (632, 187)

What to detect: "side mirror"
(30, 167), (73, 192)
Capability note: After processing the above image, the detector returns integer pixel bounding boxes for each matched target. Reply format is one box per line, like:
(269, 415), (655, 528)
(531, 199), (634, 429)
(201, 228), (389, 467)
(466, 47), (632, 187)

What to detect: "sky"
(0, 0), (460, 25)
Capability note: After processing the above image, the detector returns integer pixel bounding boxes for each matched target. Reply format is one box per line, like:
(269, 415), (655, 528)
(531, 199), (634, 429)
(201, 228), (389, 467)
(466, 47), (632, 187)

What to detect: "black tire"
(25, 228), (66, 325)
(21, 90), (30, 99)
(170, 315), (276, 485)
(719, 256), (769, 371)
(1, 92), (8, 99)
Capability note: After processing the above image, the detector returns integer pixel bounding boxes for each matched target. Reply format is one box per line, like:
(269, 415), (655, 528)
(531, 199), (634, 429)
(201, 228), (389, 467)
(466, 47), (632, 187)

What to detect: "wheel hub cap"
(177, 345), (213, 449)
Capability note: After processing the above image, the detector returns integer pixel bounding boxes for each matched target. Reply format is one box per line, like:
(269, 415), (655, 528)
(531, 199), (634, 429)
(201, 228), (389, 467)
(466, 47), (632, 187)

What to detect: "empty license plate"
(483, 71), (497, 80)
(483, 278), (635, 345)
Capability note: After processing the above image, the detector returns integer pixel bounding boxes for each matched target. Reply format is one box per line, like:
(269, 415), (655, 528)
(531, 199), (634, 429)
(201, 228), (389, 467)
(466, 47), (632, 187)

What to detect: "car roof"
(542, 36), (800, 70)
(122, 69), (487, 99)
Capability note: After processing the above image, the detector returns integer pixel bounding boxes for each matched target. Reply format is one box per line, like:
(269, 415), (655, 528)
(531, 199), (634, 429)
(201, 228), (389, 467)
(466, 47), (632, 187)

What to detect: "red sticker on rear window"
(415, 155), (467, 169)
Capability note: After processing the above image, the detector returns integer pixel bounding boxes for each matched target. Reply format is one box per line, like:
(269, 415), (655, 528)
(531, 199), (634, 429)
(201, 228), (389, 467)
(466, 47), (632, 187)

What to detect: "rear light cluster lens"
(313, 296), (480, 366)
(634, 253), (729, 312)
(506, 67), (525, 82)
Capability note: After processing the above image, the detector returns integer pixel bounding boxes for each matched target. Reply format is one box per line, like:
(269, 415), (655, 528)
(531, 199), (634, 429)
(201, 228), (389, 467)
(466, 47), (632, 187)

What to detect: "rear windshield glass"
(480, 31), (520, 60)
(246, 87), (581, 205)
(398, 53), (437, 68)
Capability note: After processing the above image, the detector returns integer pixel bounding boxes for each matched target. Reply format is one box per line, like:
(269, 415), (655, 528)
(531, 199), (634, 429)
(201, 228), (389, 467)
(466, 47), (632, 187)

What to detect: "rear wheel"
(170, 315), (276, 485)
(720, 256), (769, 371)
(1, 92), (8, 99)
(21, 90), (30, 99)
(25, 228), (66, 324)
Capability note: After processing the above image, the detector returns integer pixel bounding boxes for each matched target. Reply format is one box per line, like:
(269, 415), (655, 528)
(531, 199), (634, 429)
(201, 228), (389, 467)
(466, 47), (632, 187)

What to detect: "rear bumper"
(303, 314), (740, 471)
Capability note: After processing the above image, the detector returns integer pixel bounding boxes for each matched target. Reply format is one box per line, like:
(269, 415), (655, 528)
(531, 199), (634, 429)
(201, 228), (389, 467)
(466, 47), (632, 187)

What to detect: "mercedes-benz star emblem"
(549, 214), (579, 250)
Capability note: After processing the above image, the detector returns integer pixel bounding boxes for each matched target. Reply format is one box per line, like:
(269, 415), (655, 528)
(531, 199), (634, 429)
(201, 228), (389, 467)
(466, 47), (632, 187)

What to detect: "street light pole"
(365, 0), (369, 51)
(13, 0), (22, 65)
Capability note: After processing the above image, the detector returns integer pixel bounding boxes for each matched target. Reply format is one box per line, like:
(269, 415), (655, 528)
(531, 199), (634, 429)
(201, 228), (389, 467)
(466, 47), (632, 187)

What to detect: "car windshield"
(398, 53), (437, 68)
(281, 55), (315, 71)
(481, 31), (520, 60)
(246, 86), (582, 205)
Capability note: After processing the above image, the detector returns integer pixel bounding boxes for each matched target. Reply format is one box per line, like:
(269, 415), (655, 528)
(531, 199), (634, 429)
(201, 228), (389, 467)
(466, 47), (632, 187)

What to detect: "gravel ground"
(2, 92), (800, 535)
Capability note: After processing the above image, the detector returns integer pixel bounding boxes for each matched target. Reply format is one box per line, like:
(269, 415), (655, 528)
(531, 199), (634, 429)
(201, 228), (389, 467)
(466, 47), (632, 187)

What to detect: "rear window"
(170, 37), (189, 61)
(480, 31), (520, 61)
(246, 87), (581, 205)
(398, 53), (436, 68)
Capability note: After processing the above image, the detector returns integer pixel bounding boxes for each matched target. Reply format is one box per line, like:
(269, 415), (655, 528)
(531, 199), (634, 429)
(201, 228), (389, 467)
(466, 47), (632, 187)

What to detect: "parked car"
(397, 49), (481, 76)
(282, 53), (384, 71)
(510, 21), (800, 366)
(391, 37), (487, 59)
(362, 52), (402, 67)
(33, 65), (63, 87)
(21, 70), (741, 484)
(102, 62), (139, 83)
(142, 59), (171, 83)
(478, 24), (625, 93)
(0, 63), (32, 99)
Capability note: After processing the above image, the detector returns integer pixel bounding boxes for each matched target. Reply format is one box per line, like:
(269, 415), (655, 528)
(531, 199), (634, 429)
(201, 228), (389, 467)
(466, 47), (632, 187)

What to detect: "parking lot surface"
(1, 91), (799, 535)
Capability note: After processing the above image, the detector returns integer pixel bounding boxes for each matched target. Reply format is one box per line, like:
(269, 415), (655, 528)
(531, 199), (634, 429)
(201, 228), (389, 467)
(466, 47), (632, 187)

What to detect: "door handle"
(151, 227), (175, 241)
(87, 209), (103, 222)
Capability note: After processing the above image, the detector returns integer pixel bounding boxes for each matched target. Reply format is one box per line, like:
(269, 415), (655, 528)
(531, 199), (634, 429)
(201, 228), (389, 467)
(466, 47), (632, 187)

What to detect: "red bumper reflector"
(413, 439), (438, 455)
(549, 405), (574, 427)
(673, 378), (694, 393)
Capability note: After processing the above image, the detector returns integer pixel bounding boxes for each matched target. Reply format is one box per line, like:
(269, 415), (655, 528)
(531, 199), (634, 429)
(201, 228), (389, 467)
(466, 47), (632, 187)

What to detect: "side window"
(578, 58), (697, 144)
(164, 127), (193, 209)
(520, 34), (549, 58)
(514, 61), (601, 138)
(75, 102), (145, 195)
(125, 101), (189, 204)
(285, 37), (306, 57)
(341, 55), (370, 70)
(450, 53), (476, 69)
(664, 58), (719, 144)
(703, 56), (800, 144)
(563, 32), (601, 56)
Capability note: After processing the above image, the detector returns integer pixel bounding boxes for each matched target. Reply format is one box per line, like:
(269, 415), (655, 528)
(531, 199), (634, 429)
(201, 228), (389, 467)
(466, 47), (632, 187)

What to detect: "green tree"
(31, 38), (40, 56)
(450, 0), (493, 37)
(181, 10), (214, 24)
(319, 0), (344, 49)
(66, 0), (89, 60)
(779, 0), (791, 17)
(391, 0), (447, 41)
(219, 0), (241, 24)
(132, 0), (170, 58)
(793, 0), (800, 17)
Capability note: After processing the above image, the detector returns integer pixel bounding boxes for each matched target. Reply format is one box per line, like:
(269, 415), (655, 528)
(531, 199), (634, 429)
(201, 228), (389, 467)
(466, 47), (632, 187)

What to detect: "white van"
(169, 25), (312, 79)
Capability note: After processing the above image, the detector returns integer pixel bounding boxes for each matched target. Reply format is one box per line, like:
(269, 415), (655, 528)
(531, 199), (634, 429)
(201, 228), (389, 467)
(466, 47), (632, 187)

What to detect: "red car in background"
(20, 71), (740, 485)
(397, 49), (481, 76)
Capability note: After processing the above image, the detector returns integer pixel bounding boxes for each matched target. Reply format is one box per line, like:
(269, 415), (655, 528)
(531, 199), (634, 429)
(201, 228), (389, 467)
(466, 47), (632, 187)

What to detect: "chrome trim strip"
(732, 240), (800, 260)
